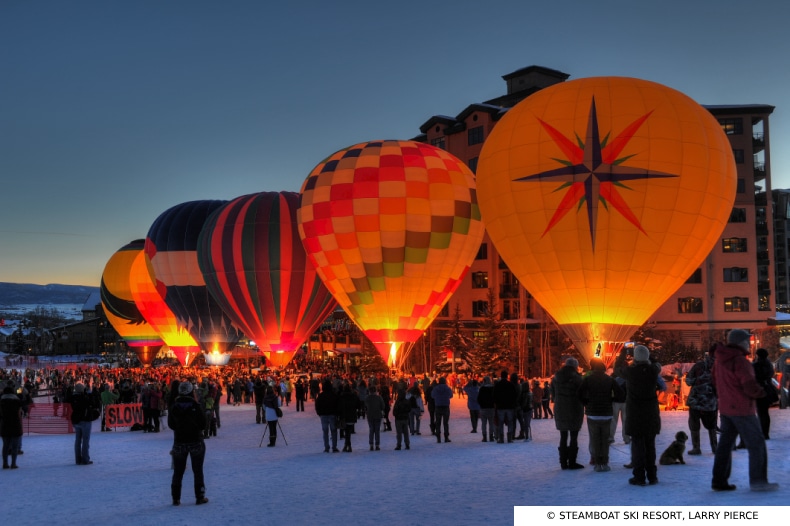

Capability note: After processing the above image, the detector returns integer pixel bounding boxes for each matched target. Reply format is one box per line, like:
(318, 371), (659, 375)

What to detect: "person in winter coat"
(493, 370), (518, 443)
(1, 384), (23, 469)
(476, 376), (496, 442)
(463, 378), (481, 433)
(168, 381), (208, 506)
(407, 384), (424, 435)
(711, 330), (778, 492)
(295, 378), (307, 412)
(685, 344), (719, 455)
(532, 380), (543, 419)
(541, 380), (554, 419)
(623, 345), (662, 486)
(253, 378), (266, 424)
(391, 389), (412, 450)
(577, 359), (624, 472)
(315, 380), (340, 452)
(753, 348), (777, 440)
(338, 384), (359, 452)
(431, 376), (454, 443)
(263, 385), (281, 447)
(516, 378), (533, 440)
(552, 358), (585, 469)
(68, 382), (97, 466)
(364, 386), (386, 450)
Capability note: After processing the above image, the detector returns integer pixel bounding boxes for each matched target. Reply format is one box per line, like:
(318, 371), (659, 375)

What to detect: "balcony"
(754, 162), (766, 182)
(753, 133), (765, 152)
(500, 283), (520, 298)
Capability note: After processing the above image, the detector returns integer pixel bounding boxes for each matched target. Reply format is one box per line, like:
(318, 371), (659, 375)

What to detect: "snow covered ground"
(3, 397), (788, 525)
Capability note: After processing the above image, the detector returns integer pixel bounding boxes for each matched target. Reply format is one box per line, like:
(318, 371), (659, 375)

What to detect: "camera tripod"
(259, 421), (288, 447)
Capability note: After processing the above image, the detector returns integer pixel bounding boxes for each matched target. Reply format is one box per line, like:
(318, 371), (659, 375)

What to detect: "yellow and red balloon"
(298, 140), (485, 365)
(476, 76), (737, 363)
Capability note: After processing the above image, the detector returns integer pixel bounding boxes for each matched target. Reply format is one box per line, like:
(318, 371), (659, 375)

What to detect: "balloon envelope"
(198, 192), (337, 368)
(100, 240), (163, 365)
(145, 200), (242, 354)
(476, 76), (736, 362)
(298, 140), (485, 364)
(128, 247), (200, 366)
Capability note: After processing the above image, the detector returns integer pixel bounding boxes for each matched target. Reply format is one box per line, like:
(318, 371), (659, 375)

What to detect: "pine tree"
(467, 289), (511, 375)
(439, 304), (475, 372)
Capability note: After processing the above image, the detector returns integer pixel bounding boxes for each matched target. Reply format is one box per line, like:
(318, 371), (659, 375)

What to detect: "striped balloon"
(145, 200), (242, 354)
(198, 192), (337, 368)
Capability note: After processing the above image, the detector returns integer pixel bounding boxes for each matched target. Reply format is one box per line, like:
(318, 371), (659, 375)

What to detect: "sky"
(3, 383), (787, 523)
(2, 0), (790, 286)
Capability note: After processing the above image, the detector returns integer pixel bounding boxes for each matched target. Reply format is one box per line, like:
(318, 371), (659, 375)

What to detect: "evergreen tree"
(438, 304), (475, 371)
(467, 289), (511, 375)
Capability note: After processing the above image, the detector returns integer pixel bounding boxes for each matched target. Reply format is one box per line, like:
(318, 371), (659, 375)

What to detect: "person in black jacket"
(338, 383), (359, 452)
(623, 345), (662, 486)
(315, 380), (339, 452)
(168, 381), (208, 506)
(493, 370), (518, 443)
(476, 376), (496, 442)
(753, 348), (777, 440)
(577, 359), (624, 472)
(69, 382), (96, 466)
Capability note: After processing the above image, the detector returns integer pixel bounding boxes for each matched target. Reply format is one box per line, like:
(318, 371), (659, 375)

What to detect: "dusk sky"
(2, 0), (789, 287)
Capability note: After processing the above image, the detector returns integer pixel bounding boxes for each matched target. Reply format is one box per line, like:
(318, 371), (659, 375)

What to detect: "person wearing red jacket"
(710, 329), (778, 492)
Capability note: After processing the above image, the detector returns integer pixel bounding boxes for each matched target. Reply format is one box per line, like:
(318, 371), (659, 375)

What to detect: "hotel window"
(430, 137), (446, 150)
(723, 267), (748, 282)
(685, 268), (702, 284)
(471, 271), (489, 288)
(719, 118), (743, 135)
(678, 297), (703, 314)
(722, 238), (747, 253)
(724, 297), (749, 312)
(468, 126), (484, 146)
(729, 208), (746, 223)
(732, 149), (744, 164)
(736, 178), (745, 194)
(467, 157), (478, 173)
(476, 242), (488, 260)
(472, 300), (488, 317)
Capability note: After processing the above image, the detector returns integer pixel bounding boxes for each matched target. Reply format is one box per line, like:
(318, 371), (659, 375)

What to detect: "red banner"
(105, 403), (144, 428)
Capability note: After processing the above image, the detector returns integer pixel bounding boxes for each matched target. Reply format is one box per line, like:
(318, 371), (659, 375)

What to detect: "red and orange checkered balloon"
(297, 140), (485, 365)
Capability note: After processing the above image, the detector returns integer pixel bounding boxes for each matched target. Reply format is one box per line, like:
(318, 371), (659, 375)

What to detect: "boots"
(171, 484), (181, 506)
(268, 435), (276, 447)
(558, 446), (568, 470)
(343, 436), (352, 452)
(445, 434), (451, 443)
(567, 446), (585, 469)
(688, 429), (702, 455)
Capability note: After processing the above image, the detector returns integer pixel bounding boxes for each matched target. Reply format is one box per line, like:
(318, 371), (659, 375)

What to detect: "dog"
(659, 431), (688, 465)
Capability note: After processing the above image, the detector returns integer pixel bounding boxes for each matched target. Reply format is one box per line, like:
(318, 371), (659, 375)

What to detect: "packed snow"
(2, 393), (787, 525)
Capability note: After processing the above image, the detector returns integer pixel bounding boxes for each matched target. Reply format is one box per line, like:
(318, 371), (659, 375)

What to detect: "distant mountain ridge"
(0, 282), (99, 305)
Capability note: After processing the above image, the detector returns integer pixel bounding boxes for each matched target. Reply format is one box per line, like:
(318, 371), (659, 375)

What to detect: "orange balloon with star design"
(476, 76), (736, 363)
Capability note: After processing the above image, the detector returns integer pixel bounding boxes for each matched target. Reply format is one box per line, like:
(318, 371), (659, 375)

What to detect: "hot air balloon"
(128, 247), (201, 366)
(198, 192), (337, 369)
(145, 200), (242, 358)
(476, 76), (737, 364)
(100, 240), (163, 366)
(297, 140), (485, 366)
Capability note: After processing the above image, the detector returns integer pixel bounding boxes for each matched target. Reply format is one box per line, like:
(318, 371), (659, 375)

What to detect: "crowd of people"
(0, 328), (783, 498)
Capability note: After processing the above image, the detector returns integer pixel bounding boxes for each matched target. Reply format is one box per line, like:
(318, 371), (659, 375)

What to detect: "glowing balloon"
(100, 240), (163, 366)
(198, 191), (338, 368)
(129, 247), (200, 366)
(298, 140), (485, 365)
(145, 200), (242, 355)
(476, 76), (736, 363)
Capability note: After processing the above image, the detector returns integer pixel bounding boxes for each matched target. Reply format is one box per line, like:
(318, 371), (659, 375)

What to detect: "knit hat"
(74, 383), (85, 394)
(633, 345), (650, 363)
(178, 381), (194, 396)
(727, 329), (751, 352)
(564, 357), (579, 368)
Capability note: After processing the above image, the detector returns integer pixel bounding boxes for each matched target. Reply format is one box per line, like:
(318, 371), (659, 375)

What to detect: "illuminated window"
(468, 126), (484, 146)
(722, 238), (747, 253)
(678, 297), (703, 314)
(471, 271), (488, 288)
(719, 118), (743, 135)
(723, 267), (748, 282)
(724, 297), (749, 312)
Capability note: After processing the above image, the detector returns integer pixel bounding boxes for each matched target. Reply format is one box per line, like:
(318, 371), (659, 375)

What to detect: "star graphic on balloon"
(515, 97), (678, 248)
